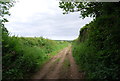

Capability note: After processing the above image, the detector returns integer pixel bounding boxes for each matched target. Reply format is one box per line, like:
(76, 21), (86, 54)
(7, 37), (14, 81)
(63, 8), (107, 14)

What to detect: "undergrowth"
(72, 15), (120, 80)
(2, 34), (69, 79)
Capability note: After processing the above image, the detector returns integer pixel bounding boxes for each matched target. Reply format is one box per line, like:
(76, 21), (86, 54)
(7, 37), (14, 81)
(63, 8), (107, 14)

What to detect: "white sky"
(5, 0), (93, 40)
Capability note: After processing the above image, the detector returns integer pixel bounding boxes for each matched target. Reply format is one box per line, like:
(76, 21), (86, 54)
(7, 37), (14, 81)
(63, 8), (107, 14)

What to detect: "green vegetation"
(63, 58), (70, 69)
(52, 58), (61, 65)
(60, 2), (120, 80)
(1, 1), (15, 80)
(1, 0), (120, 80)
(2, 33), (69, 79)
(72, 16), (120, 79)
(0, 0), (69, 79)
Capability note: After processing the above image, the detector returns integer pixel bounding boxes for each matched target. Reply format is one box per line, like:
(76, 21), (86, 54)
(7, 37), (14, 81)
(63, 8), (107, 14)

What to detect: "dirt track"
(31, 46), (85, 80)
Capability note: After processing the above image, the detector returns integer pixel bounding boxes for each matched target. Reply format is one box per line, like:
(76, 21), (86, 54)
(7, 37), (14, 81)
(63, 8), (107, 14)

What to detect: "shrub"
(3, 36), (69, 79)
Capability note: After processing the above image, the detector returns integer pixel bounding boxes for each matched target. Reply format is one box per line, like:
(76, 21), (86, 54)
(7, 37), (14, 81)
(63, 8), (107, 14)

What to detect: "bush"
(72, 15), (120, 80)
(2, 36), (69, 79)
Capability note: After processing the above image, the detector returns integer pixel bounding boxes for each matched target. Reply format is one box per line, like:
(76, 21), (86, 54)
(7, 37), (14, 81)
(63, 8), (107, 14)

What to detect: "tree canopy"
(59, 2), (120, 18)
(0, 0), (15, 34)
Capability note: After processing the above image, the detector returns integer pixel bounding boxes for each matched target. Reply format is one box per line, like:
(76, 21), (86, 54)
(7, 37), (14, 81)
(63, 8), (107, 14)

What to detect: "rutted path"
(31, 46), (85, 80)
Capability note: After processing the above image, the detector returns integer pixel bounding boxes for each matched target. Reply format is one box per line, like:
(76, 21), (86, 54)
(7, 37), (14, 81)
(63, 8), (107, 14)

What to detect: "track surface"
(32, 46), (85, 80)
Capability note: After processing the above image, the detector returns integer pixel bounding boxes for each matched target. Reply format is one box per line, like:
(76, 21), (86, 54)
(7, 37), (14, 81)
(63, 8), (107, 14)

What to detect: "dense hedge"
(72, 14), (120, 80)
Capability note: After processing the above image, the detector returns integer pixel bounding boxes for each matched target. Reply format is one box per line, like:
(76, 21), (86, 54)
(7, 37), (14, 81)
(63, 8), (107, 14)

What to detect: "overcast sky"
(5, 0), (93, 40)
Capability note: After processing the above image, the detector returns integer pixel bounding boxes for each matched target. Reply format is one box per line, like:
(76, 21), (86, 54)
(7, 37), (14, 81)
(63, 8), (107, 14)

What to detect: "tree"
(0, 0), (15, 34)
(59, 2), (120, 18)
(0, 0), (15, 58)
(59, 1), (120, 79)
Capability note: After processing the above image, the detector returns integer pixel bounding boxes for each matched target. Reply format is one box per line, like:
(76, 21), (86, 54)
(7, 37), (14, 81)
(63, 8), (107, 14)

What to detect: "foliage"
(59, 1), (120, 80)
(1, 0), (69, 79)
(59, 2), (120, 18)
(72, 15), (120, 79)
(0, 1), (15, 80)
(0, 0), (15, 35)
(2, 36), (69, 79)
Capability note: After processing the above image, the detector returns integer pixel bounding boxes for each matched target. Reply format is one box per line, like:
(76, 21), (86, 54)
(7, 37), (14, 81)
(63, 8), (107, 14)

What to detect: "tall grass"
(72, 41), (98, 79)
(2, 36), (69, 79)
